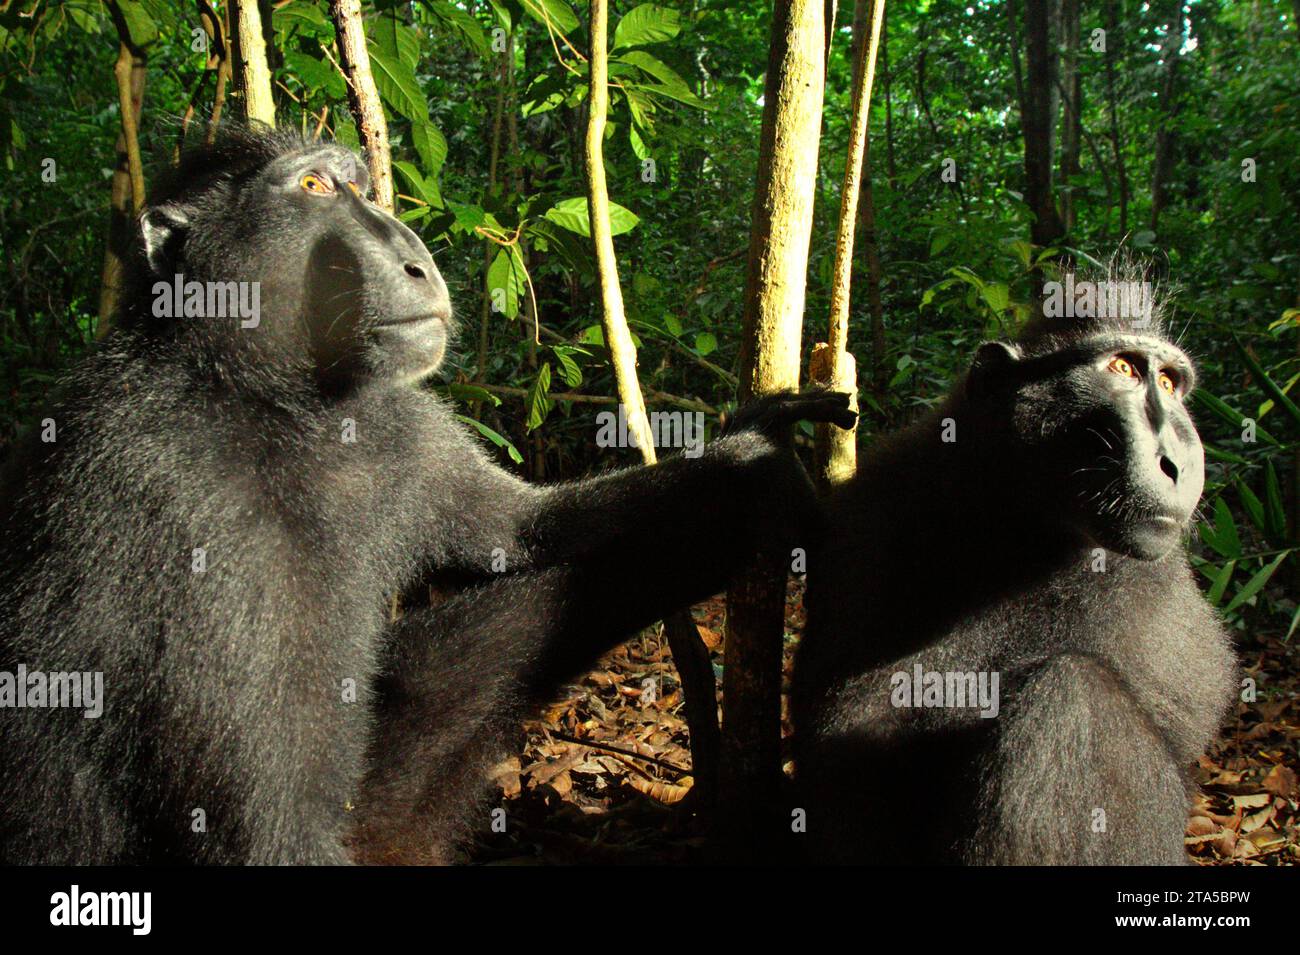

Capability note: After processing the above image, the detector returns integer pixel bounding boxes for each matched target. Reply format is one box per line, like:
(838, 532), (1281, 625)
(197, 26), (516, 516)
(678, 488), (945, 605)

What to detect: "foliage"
(1, 0), (1298, 632)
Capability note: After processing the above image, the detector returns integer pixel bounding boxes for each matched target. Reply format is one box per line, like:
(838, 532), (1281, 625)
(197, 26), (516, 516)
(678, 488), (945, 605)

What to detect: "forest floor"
(468, 580), (1300, 866)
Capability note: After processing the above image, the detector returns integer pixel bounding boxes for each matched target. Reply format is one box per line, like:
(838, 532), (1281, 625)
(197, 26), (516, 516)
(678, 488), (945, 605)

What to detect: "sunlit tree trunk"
(97, 2), (150, 334)
(811, 0), (885, 487)
(722, 0), (825, 854)
(586, 0), (720, 805)
(230, 0), (275, 127)
(330, 0), (394, 210)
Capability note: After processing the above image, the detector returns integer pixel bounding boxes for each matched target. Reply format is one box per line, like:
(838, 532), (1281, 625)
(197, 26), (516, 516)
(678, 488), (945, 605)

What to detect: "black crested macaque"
(0, 127), (854, 865)
(792, 273), (1237, 864)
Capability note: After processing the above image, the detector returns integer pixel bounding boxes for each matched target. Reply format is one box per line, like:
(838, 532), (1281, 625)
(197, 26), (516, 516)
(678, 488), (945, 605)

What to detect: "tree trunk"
(1021, 0), (1064, 250)
(230, 0), (275, 127)
(585, 0), (720, 807)
(882, 14), (895, 189)
(914, 21), (940, 142)
(330, 0), (394, 210)
(1103, 0), (1128, 237)
(722, 0), (826, 856)
(862, 151), (886, 400)
(1006, 0), (1026, 121)
(1149, 0), (1186, 236)
(811, 0), (884, 488)
(1058, 0), (1081, 233)
(1289, 9), (1300, 597)
(472, 32), (511, 419)
(97, 4), (149, 335)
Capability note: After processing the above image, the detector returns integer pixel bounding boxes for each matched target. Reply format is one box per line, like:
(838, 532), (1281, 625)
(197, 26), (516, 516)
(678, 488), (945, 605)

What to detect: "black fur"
(792, 271), (1237, 864)
(0, 128), (852, 864)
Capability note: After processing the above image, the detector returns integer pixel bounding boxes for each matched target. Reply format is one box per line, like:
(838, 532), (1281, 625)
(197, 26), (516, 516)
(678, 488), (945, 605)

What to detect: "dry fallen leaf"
(1231, 792), (1272, 812)
(1244, 828), (1287, 851)
(1262, 764), (1298, 799)
(625, 774), (693, 804)
(1241, 804), (1276, 834)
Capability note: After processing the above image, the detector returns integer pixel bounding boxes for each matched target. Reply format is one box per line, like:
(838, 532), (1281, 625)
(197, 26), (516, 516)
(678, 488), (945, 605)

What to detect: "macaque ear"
(966, 340), (1022, 398)
(139, 204), (191, 276)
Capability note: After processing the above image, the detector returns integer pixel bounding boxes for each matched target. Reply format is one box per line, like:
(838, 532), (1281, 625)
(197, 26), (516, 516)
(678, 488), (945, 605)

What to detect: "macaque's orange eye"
(300, 173), (334, 195)
(1107, 356), (1138, 378)
(1158, 371), (1177, 396)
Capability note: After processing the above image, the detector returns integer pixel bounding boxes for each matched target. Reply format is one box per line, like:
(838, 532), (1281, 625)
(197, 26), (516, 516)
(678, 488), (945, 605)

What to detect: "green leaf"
(1258, 372), (1300, 418)
(455, 414), (522, 464)
(629, 122), (649, 160)
(1233, 334), (1300, 429)
(393, 161), (441, 208)
(521, 71), (571, 116)
(615, 51), (704, 107)
(1264, 461), (1288, 544)
(613, 4), (682, 49)
(525, 362), (553, 431)
(1269, 308), (1300, 332)
(1199, 498), (1241, 559)
(979, 282), (1010, 314)
(486, 246), (526, 320)
(333, 113), (359, 147)
(274, 1), (333, 37)
(524, 219), (590, 271)
(116, 0), (160, 47)
(1203, 444), (1251, 466)
(486, 0), (513, 32)
(1207, 560), (1236, 606)
(1236, 479), (1265, 534)
(445, 383), (502, 407)
(1222, 552), (1288, 613)
(1215, 497), (1241, 558)
(1007, 239), (1033, 269)
(888, 361), (916, 389)
(411, 120), (448, 181)
(1190, 390), (1281, 446)
(369, 13), (421, 69)
(520, 0), (578, 36)
(366, 46), (427, 123)
(694, 331), (717, 356)
(623, 88), (656, 131)
(283, 51), (344, 98)
(64, 1), (103, 33)
(919, 276), (961, 310)
(624, 79), (708, 110)
(421, 1), (489, 57)
(448, 201), (486, 234)
(544, 197), (640, 236)
(551, 345), (584, 387)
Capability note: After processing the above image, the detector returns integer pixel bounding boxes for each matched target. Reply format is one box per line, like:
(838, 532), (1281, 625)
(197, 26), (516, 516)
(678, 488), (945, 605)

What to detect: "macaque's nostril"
(404, 262), (427, 281)
(1159, 455), (1179, 484)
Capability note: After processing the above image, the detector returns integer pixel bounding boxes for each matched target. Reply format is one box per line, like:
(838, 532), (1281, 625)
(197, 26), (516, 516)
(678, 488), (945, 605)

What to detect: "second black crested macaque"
(792, 272), (1237, 864)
